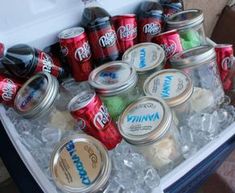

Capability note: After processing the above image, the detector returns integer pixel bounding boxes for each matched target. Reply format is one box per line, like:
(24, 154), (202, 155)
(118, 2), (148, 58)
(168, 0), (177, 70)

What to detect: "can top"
(50, 134), (111, 193)
(166, 9), (204, 30)
(215, 44), (233, 49)
(144, 69), (193, 107)
(89, 61), (137, 96)
(118, 96), (172, 145)
(122, 43), (165, 73)
(58, 27), (85, 39)
(14, 72), (59, 119)
(68, 90), (95, 112)
(170, 46), (216, 69)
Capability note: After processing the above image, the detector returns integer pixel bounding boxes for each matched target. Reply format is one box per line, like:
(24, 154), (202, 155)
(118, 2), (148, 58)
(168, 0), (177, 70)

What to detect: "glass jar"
(122, 43), (165, 93)
(166, 9), (206, 50)
(50, 134), (111, 193)
(170, 46), (225, 112)
(14, 72), (76, 131)
(144, 69), (193, 124)
(118, 96), (183, 176)
(89, 61), (140, 121)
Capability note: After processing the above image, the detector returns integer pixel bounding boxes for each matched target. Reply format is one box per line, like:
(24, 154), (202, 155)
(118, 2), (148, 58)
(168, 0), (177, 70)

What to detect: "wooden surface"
(184, 0), (228, 36)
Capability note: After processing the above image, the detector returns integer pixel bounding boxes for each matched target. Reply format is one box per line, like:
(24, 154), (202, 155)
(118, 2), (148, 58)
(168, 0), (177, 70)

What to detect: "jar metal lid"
(89, 61), (137, 96)
(144, 69), (193, 107)
(122, 43), (165, 73)
(170, 46), (216, 69)
(14, 72), (59, 119)
(166, 9), (204, 30)
(50, 134), (111, 193)
(118, 96), (172, 145)
(58, 27), (84, 39)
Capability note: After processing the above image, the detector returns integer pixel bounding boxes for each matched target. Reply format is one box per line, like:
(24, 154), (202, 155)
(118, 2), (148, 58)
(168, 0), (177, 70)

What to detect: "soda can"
(0, 42), (5, 58)
(215, 44), (234, 91)
(68, 90), (122, 150)
(112, 14), (138, 54)
(0, 74), (22, 106)
(153, 29), (183, 68)
(58, 27), (93, 81)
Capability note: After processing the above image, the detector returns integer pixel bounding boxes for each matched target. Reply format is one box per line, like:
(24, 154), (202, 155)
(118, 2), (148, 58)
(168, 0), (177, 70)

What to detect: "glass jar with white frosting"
(14, 72), (76, 131)
(122, 43), (165, 92)
(118, 96), (183, 175)
(144, 69), (194, 123)
(50, 134), (111, 193)
(170, 46), (225, 112)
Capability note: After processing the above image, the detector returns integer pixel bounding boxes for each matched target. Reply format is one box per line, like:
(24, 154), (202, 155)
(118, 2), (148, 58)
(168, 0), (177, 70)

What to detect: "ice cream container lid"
(14, 72), (59, 119)
(166, 9), (204, 30)
(170, 46), (216, 68)
(122, 43), (165, 73)
(89, 61), (137, 96)
(50, 134), (111, 193)
(144, 69), (193, 107)
(58, 27), (85, 39)
(118, 96), (172, 145)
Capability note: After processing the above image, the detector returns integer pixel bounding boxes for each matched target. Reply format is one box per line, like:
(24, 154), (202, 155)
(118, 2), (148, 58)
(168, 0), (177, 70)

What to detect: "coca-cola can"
(215, 44), (234, 91)
(58, 27), (93, 81)
(112, 14), (138, 54)
(68, 90), (122, 150)
(0, 74), (22, 106)
(153, 29), (183, 68)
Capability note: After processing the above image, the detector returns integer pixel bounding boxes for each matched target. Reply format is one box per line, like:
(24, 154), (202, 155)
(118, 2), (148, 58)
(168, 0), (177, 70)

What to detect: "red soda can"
(215, 44), (234, 91)
(0, 74), (22, 106)
(153, 29), (183, 67)
(58, 27), (93, 81)
(68, 90), (122, 150)
(112, 14), (138, 54)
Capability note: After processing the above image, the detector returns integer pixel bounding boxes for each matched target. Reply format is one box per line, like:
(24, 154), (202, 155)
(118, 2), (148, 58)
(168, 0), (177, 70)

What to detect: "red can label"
(98, 30), (117, 48)
(34, 51), (63, 78)
(138, 17), (164, 42)
(70, 91), (122, 150)
(59, 29), (93, 81)
(88, 24), (120, 62)
(75, 41), (91, 62)
(117, 24), (137, 41)
(154, 30), (183, 60)
(0, 76), (21, 106)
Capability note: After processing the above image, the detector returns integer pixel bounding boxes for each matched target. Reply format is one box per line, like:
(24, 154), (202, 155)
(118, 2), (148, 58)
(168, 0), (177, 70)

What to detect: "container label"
(143, 22), (161, 36)
(93, 105), (110, 130)
(147, 71), (189, 99)
(121, 100), (164, 135)
(117, 24), (137, 41)
(123, 44), (163, 71)
(99, 30), (117, 48)
(160, 39), (177, 59)
(53, 141), (102, 189)
(75, 41), (91, 62)
(1, 78), (17, 102)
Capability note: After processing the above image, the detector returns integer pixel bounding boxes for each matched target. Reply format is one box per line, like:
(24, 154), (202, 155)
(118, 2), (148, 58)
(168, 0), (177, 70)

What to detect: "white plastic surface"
(0, 0), (142, 49)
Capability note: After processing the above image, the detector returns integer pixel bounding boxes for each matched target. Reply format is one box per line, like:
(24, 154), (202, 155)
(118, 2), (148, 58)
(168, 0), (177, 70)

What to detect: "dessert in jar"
(144, 69), (193, 123)
(118, 96), (183, 175)
(170, 46), (225, 112)
(50, 134), (111, 193)
(122, 43), (165, 92)
(89, 61), (139, 121)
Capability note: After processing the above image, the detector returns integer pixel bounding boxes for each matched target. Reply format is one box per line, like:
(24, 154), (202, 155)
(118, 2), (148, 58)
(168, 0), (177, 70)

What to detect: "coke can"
(68, 90), (122, 150)
(112, 14), (138, 54)
(215, 44), (234, 91)
(58, 27), (93, 81)
(0, 74), (22, 106)
(153, 29), (183, 67)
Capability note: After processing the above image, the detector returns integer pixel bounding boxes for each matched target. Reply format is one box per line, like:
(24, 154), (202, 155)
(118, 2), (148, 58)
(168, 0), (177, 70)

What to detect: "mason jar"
(89, 61), (140, 121)
(170, 46), (225, 112)
(144, 69), (193, 124)
(166, 9), (206, 50)
(118, 96), (183, 176)
(50, 134), (111, 193)
(14, 72), (76, 131)
(122, 43), (165, 92)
